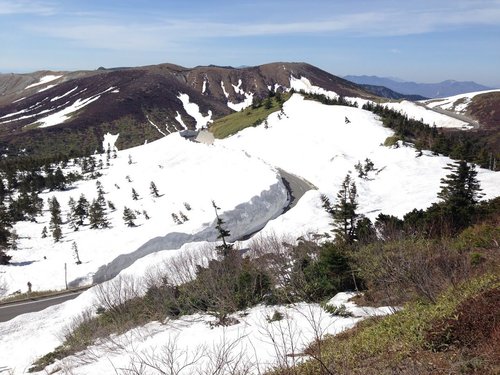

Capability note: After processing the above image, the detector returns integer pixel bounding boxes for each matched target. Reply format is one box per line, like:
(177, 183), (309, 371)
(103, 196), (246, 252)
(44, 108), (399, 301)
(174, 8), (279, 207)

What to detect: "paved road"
(277, 168), (316, 212)
(0, 290), (84, 323)
(415, 102), (481, 129)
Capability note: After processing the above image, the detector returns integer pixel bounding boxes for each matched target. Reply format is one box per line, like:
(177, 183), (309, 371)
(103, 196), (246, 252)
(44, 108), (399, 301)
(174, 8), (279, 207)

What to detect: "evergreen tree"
(52, 225), (62, 242)
(437, 160), (483, 230)
(179, 211), (188, 222)
(322, 174), (359, 243)
(131, 188), (139, 200)
(123, 207), (136, 227)
(171, 213), (181, 225)
(74, 194), (89, 226)
(41, 226), (48, 238)
(88, 199), (109, 229)
(48, 196), (62, 229)
(107, 200), (116, 211)
(150, 181), (160, 197)
(0, 247), (10, 265)
(72, 241), (82, 264)
(212, 200), (233, 256)
(142, 210), (150, 220)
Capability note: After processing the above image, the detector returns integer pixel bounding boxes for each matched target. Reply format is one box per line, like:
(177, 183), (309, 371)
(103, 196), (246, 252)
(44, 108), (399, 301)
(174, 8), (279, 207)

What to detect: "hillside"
(0, 63), (374, 158)
(0, 89), (499, 373)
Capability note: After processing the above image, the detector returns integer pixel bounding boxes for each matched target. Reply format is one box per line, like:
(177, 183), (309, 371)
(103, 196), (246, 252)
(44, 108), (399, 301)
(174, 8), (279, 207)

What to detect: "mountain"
(0, 62), (374, 159)
(344, 75), (495, 99)
(357, 83), (427, 100)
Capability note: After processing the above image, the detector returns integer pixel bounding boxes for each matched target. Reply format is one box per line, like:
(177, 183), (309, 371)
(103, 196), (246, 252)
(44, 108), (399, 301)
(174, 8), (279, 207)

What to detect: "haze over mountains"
(344, 75), (496, 99)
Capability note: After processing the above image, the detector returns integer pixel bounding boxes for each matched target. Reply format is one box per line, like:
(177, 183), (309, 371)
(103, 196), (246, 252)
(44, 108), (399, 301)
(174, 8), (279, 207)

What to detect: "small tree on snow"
(321, 173), (359, 244)
(212, 200), (233, 257)
(179, 211), (188, 222)
(150, 181), (160, 197)
(41, 226), (48, 238)
(131, 188), (139, 200)
(72, 241), (82, 265)
(171, 213), (182, 225)
(123, 207), (137, 227)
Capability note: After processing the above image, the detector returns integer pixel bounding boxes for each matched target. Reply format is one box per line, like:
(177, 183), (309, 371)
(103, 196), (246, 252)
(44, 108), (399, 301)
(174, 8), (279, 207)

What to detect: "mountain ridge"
(0, 62), (375, 158)
(344, 74), (495, 98)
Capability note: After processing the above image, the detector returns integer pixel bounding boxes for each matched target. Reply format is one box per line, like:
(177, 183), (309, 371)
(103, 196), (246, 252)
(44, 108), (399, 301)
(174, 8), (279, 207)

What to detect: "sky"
(0, 0), (499, 85)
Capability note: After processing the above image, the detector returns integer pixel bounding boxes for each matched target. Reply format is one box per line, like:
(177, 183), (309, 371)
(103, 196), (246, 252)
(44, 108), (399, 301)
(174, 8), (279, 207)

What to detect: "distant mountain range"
(344, 75), (496, 99)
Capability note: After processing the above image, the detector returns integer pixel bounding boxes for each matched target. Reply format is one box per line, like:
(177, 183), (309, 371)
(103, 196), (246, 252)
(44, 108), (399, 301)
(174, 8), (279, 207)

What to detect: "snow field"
(1, 89), (499, 373)
(383, 100), (469, 128)
(1, 133), (282, 296)
(25, 75), (62, 90)
(423, 89), (500, 112)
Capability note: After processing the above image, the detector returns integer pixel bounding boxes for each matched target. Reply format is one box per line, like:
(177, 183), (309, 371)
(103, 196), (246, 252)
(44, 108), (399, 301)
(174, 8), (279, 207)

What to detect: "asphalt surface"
(0, 290), (83, 323)
(278, 168), (316, 212)
(415, 102), (481, 129)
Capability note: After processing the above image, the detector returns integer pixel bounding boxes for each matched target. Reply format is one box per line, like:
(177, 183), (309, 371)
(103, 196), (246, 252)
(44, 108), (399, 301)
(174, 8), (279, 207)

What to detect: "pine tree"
(150, 181), (160, 197)
(96, 181), (106, 207)
(49, 196), (62, 229)
(212, 201), (233, 256)
(179, 211), (188, 222)
(323, 174), (359, 243)
(334, 174), (358, 243)
(171, 213), (181, 225)
(67, 197), (78, 230)
(88, 199), (109, 229)
(131, 188), (139, 200)
(72, 241), (82, 264)
(107, 200), (116, 211)
(41, 226), (48, 238)
(142, 210), (150, 220)
(52, 225), (62, 242)
(75, 194), (89, 226)
(123, 207), (136, 227)
(437, 160), (483, 230)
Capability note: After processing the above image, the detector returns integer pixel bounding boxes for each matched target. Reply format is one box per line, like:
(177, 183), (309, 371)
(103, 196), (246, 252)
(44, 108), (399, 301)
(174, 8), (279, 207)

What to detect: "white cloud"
(27, 1), (500, 52)
(0, 0), (55, 16)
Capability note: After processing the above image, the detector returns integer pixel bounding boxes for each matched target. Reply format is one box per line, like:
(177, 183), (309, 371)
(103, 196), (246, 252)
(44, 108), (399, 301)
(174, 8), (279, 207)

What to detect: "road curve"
(0, 290), (84, 323)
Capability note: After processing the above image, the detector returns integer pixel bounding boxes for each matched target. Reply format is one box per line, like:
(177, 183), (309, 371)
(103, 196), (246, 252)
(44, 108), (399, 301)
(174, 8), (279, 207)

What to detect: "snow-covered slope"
(2, 134), (287, 295)
(422, 89), (500, 113)
(1, 92), (499, 374)
(382, 100), (470, 129)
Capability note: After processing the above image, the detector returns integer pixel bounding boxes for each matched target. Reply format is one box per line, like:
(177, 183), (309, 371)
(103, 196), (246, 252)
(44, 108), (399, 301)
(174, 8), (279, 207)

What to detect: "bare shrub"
(354, 239), (472, 304)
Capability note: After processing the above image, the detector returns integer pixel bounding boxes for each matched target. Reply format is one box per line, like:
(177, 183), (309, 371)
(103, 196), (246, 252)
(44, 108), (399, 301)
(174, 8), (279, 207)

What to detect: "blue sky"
(1, 0), (499, 85)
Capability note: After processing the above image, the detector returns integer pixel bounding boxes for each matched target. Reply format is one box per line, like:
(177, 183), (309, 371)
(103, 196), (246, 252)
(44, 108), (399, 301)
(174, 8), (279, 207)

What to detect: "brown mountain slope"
(0, 62), (376, 158)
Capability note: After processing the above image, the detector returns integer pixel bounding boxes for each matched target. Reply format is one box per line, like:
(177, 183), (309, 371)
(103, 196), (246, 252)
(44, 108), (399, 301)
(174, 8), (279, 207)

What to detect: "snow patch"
(175, 111), (188, 129)
(25, 75), (62, 89)
(177, 93), (213, 129)
(50, 86), (78, 102)
(102, 132), (119, 152)
(202, 78), (208, 94)
(383, 100), (470, 129)
(220, 81), (229, 98)
(34, 87), (116, 128)
(290, 75), (339, 100)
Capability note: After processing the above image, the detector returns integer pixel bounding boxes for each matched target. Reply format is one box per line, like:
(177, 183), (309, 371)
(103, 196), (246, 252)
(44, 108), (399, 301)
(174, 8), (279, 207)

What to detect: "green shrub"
(383, 135), (400, 147)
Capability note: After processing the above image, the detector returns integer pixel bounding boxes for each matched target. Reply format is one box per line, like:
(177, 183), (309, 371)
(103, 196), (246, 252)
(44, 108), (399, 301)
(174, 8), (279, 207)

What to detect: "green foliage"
(300, 242), (355, 301)
(210, 93), (291, 138)
(122, 207), (136, 227)
(321, 303), (353, 317)
(383, 135), (400, 147)
(436, 160), (483, 231)
(266, 310), (284, 322)
(363, 102), (499, 170)
(322, 174), (359, 244)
